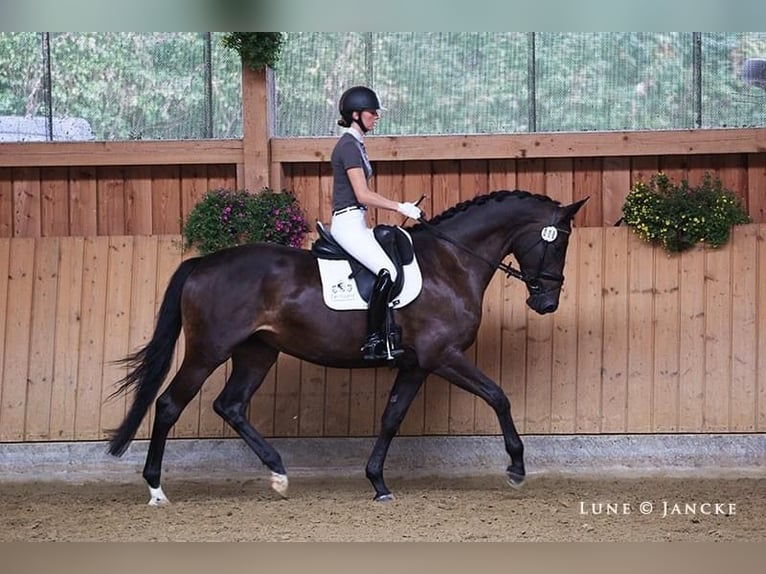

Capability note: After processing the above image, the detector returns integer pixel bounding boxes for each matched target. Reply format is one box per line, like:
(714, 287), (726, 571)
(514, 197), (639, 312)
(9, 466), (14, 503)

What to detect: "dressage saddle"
(310, 222), (415, 303)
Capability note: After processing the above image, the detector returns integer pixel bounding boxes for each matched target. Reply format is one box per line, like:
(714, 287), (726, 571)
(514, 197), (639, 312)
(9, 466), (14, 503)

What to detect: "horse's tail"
(107, 256), (202, 457)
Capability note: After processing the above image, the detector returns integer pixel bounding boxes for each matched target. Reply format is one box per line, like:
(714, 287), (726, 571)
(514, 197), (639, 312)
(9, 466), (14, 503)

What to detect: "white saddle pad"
(316, 230), (423, 311)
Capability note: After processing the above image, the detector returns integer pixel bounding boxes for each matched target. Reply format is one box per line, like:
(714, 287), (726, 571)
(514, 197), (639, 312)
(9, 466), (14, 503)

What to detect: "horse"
(107, 189), (588, 505)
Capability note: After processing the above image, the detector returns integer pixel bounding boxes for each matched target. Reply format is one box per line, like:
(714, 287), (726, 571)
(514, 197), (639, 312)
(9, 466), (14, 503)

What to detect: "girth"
(311, 222), (415, 303)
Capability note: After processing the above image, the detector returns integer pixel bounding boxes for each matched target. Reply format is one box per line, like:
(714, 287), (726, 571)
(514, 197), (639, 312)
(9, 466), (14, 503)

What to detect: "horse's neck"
(416, 221), (507, 298)
(435, 214), (519, 264)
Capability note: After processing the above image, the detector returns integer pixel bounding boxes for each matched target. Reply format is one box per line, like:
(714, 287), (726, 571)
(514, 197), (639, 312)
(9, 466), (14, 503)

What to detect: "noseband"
(417, 218), (570, 293)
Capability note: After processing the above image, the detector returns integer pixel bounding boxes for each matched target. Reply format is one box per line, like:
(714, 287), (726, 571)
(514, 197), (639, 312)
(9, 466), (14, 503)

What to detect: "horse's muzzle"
(526, 295), (559, 315)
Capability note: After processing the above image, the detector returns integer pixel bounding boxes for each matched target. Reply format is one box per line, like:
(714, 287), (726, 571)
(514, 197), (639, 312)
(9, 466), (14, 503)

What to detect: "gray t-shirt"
(331, 132), (372, 212)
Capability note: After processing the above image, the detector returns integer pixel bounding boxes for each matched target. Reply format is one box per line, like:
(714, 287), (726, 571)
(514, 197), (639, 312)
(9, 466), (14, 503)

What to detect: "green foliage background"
(1, 32), (766, 140)
(221, 32), (284, 71)
(0, 32), (242, 140)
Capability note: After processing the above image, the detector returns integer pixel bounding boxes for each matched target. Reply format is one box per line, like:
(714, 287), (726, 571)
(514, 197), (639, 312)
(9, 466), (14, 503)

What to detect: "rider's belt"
(332, 205), (367, 216)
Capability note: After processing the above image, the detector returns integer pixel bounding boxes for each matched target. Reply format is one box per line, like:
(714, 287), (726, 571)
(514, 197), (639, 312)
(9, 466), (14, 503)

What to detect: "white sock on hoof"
(270, 472), (289, 498)
(148, 485), (170, 506)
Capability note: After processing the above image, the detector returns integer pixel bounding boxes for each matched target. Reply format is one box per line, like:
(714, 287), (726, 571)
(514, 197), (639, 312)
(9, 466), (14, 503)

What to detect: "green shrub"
(221, 33), (284, 71)
(182, 187), (309, 255)
(622, 172), (750, 253)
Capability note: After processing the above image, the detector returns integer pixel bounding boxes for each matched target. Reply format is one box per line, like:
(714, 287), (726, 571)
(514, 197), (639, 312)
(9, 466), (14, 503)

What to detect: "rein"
(416, 217), (569, 292)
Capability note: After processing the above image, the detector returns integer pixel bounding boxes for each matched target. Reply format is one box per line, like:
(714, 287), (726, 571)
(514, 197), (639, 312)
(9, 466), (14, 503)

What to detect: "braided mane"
(418, 189), (560, 227)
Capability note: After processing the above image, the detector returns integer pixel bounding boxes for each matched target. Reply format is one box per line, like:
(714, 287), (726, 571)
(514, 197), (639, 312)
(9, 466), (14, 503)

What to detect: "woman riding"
(329, 85), (422, 360)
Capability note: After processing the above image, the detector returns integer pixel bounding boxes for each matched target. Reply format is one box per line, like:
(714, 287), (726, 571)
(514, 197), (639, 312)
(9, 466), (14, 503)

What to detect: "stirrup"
(361, 333), (403, 361)
(361, 334), (387, 360)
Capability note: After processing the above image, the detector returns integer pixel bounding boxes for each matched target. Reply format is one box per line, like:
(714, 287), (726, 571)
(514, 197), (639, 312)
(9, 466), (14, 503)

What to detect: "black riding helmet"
(337, 86), (383, 132)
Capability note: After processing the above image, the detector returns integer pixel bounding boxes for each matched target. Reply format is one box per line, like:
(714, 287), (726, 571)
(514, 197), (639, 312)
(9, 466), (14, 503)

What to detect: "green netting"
(534, 32), (697, 131)
(1, 32), (765, 141)
(275, 32), (530, 136)
(0, 32), (241, 141)
(276, 32), (766, 135)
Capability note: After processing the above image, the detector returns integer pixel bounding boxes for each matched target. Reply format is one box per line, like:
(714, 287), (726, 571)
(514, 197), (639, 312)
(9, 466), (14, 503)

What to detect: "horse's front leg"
(365, 366), (428, 501)
(433, 349), (525, 487)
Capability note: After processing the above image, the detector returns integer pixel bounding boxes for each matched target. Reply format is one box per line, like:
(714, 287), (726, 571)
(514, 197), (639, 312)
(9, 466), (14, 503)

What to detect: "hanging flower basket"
(622, 171), (750, 253)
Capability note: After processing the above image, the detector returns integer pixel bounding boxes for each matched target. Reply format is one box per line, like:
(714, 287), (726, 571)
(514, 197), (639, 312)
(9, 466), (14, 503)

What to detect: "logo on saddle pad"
(311, 222), (423, 311)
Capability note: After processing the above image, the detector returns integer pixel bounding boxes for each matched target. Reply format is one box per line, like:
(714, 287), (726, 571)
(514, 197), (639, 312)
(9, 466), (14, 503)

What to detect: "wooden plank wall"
(1, 226), (765, 442)
(1, 153), (765, 239)
(1, 147), (765, 442)
(283, 153), (766, 233)
(0, 165), (237, 238)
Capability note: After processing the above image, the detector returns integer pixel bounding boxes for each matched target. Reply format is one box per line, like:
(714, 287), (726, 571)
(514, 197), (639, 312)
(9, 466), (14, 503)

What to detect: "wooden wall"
(282, 153), (766, 234)
(0, 164), (237, 238)
(2, 123), (766, 443)
(4, 151), (761, 239)
(1, 225), (764, 442)
(3, 129), (766, 239)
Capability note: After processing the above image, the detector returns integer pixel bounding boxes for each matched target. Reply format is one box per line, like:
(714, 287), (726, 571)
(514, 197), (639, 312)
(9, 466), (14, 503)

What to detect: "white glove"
(397, 201), (422, 220)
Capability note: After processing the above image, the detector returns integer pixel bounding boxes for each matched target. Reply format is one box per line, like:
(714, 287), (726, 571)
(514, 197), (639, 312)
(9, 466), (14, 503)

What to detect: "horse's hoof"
(270, 472), (289, 498)
(374, 493), (395, 502)
(506, 471), (526, 489)
(148, 485), (170, 506)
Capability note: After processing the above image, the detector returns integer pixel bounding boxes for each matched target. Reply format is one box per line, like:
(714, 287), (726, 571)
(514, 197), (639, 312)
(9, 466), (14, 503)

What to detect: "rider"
(330, 85), (423, 360)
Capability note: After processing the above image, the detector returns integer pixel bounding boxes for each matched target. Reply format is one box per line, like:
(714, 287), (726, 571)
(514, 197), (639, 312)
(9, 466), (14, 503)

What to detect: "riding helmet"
(339, 86), (382, 115)
(337, 86), (383, 129)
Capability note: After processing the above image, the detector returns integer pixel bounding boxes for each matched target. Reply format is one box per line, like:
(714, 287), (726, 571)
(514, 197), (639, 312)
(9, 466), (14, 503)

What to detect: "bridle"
(416, 216), (571, 294)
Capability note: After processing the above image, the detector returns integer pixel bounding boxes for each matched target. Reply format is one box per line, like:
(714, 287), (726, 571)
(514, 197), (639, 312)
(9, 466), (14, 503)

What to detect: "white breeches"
(330, 209), (398, 281)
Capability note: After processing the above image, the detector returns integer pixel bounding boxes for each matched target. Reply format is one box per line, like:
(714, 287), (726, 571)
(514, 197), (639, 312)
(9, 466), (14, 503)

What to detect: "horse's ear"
(560, 197), (589, 221)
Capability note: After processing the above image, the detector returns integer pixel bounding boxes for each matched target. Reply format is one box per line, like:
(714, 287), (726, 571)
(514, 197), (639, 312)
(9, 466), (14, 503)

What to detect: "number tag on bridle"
(541, 226), (558, 243)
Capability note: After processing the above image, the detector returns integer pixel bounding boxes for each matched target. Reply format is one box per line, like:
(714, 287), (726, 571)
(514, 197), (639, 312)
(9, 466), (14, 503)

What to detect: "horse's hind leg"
(212, 339), (287, 497)
(365, 367), (428, 501)
(143, 357), (219, 505)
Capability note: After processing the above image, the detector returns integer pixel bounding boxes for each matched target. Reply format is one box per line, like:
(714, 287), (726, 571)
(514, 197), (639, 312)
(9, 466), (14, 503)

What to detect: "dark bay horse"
(108, 189), (587, 505)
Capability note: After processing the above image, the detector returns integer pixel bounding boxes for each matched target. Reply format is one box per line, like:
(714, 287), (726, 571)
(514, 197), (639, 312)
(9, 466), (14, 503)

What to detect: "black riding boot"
(361, 270), (404, 360)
